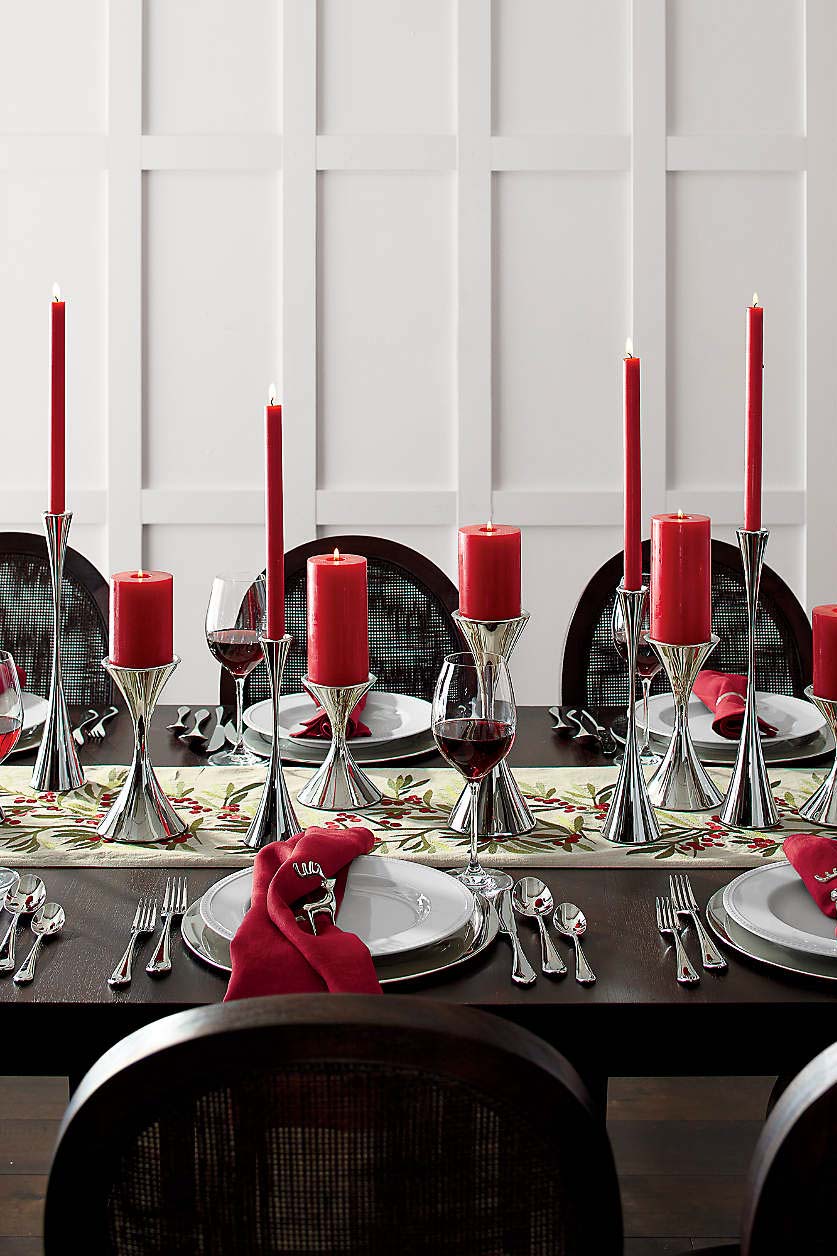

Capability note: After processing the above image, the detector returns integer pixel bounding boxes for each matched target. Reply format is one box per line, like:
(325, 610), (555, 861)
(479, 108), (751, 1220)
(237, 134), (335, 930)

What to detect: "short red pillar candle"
(50, 286), (66, 515)
(649, 513), (711, 644)
(109, 570), (174, 669)
(306, 551), (369, 686)
(458, 523), (521, 621)
(745, 296), (764, 532)
(813, 606), (837, 700)
(265, 393), (285, 638)
(623, 345), (642, 591)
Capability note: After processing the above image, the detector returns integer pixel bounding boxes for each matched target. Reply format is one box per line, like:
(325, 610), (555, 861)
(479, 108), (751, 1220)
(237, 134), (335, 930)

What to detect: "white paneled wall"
(1, 0), (834, 705)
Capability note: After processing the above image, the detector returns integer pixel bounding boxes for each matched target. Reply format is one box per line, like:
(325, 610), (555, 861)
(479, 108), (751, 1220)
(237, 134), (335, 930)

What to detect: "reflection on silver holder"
(243, 636), (303, 849)
(32, 512), (84, 793)
(448, 610), (536, 838)
(647, 636), (725, 812)
(719, 529), (780, 830)
(97, 657), (186, 845)
(798, 686), (837, 827)
(296, 674), (381, 811)
(602, 585), (661, 845)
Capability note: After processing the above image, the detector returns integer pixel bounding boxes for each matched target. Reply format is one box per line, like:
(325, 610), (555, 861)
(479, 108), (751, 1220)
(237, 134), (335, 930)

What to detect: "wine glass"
(205, 573), (266, 767)
(612, 573), (663, 767)
(432, 651), (516, 897)
(0, 653), (23, 823)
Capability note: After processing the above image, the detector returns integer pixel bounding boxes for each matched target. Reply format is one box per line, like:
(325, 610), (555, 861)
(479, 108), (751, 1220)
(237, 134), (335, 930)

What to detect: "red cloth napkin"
(224, 825), (381, 1000)
(783, 833), (837, 930)
(693, 670), (778, 740)
(290, 694), (371, 740)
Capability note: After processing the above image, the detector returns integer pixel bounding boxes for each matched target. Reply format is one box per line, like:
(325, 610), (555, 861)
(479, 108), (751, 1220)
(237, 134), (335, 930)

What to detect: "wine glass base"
(449, 866), (513, 897)
(208, 745), (265, 768)
(615, 747), (662, 768)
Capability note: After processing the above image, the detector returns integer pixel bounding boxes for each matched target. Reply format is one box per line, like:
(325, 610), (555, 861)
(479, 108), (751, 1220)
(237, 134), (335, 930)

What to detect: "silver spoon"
(554, 902), (597, 984)
(512, 878), (567, 976)
(0, 875), (46, 972)
(167, 706), (191, 734)
(179, 708), (210, 749)
(0, 869), (19, 903)
(13, 902), (64, 985)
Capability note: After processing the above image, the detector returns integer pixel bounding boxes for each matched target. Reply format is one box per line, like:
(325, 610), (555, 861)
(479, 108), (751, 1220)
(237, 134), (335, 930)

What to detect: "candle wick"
(677, 510), (684, 519)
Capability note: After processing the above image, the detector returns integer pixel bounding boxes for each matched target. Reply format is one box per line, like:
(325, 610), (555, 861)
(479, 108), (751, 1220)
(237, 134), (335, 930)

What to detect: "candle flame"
(752, 292), (759, 307)
(268, 382), (277, 405)
(485, 519), (494, 532)
(625, 337), (634, 358)
(52, 283), (61, 302)
(677, 510), (684, 519)
(333, 548), (340, 561)
(135, 569), (147, 579)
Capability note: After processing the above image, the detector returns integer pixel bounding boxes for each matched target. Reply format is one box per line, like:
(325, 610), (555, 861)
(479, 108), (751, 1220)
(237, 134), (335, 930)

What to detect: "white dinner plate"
(244, 690), (432, 747)
(707, 891), (837, 984)
(239, 725), (436, 766)
(638, 691), (825, 749)
(21, 692), (48, 731)
(722, 863), (837, 960)
(200, 856), (474, 959)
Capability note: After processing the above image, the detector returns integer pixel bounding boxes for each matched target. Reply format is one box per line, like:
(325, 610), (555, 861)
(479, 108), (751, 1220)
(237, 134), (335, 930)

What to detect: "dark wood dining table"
(1, 704), (834, 1102)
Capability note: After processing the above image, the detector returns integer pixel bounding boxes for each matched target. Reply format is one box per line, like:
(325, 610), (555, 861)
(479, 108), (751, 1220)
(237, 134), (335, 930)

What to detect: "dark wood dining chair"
(0, 531), (112, 705)
(561, 538), (812, 709)
(45, 995), (623, 1255)
(221, 535), (461, 706)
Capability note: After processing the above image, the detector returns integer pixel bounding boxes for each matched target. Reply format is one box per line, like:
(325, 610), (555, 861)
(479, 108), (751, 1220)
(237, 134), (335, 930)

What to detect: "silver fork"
(146, 877), (188, 975)
(88, 706), (119, 740)
(656, 895), (699, 985)
(108, 897), (157, 987)
(72, 709), (99, 746)
(670, 873), (727, 971)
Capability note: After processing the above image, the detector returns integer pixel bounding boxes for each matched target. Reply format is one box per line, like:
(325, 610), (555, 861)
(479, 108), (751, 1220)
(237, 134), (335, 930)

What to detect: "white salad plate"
(199, 856), (474, 959)
(239, 725), (436, 766)
(722, 863), (837, 961)
(244, 690), (432, 747)
(21, 692), (48, 731)
(638, 691), (824, 749)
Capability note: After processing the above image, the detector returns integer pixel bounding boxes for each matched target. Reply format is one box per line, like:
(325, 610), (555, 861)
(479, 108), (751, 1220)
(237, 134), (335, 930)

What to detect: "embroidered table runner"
(0, 764), (827, 868)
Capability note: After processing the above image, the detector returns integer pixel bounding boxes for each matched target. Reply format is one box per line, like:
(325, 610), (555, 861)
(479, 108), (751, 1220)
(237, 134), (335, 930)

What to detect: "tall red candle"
(623, 342), (642, 591)
(458, 523), (521, 620)
(745, 296), (763, 531)
(109, 570), (174, 668)
(307, 551), (369, 686)
(50, 286), (65, 515)
(265, 390), (285, 638)
(649, 513), (711, 644)
(813, 606), (837, 700)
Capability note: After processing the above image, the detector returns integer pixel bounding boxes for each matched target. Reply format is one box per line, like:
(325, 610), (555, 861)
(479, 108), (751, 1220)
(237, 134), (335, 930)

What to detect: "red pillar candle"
(649, 513), (711, 644)
(109, 570), (174, 668)
(265, 390), (285, 638)
(50, 286), (65, 515)
(745, 296), (764, 531)
(623, 342), (642, 591)
(306, 551), (369, 686)
(458, 523), (521, 621)
(813, 606), (837, 700)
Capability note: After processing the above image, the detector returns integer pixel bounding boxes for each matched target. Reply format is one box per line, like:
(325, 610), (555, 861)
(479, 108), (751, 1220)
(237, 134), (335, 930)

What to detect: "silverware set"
(496, 877), (596, 986)
(72, 706), (118, 746)
(549, 706), (617, 757)
(170, 706), (228, 754)
(108, 876), (188, 987)
(655, 872), (728, 985)
(0, 870), (64, 985)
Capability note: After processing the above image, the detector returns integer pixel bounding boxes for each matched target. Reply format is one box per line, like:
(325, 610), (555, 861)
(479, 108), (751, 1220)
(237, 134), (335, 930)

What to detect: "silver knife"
(206, 706), (227, 754)
(497, 890), (537, 985)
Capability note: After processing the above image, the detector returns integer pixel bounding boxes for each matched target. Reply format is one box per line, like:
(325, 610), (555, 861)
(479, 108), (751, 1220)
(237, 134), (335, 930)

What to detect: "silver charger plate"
(239, 724), (437, 766)
(706, 889), (837, 983)
(641, 724), (835, 767)
(7, 723), (43, 757)
(180, 894), (498, 984)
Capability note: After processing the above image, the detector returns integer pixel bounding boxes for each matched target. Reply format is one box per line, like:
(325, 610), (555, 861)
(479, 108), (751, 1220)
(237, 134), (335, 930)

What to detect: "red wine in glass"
(0, 716), (22, 761)
(614, 628), (663, 681)
(434, 718), (515, 781)
(206, 629), (263, 679)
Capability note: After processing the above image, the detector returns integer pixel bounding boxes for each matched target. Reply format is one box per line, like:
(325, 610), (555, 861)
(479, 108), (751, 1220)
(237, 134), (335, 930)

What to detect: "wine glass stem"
(233, 676), (246, 755)
(467, 779), (483, 878)
(640, 676), (652, 753)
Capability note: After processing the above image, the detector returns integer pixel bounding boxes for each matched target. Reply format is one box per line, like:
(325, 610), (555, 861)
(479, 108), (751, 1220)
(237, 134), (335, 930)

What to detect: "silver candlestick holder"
(602, 584), (661, 845)
(243, 636), (303, 849)
(646, 636), (725, 812)
(296, 675), (381, 811)
(97, 657), (186, 844)
(448, 610), (535, 837)
(798, 686), (837, 827)
(719, 529), (779, 830)
(32, 512), (84, 793)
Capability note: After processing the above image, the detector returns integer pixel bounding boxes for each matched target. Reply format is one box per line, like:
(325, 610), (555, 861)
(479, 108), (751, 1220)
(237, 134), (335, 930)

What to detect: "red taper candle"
(623, 341), (642, 591)
(50, 285), (65, 514)
(307, 551), (369, 686)
(745, 295), (763, 531)
(265, 388), (285, 638)
(650, 513), (711, 644)
(813, 606), (837, 701)
(458, 523), (521, 621)
(109, 570), (173, 668)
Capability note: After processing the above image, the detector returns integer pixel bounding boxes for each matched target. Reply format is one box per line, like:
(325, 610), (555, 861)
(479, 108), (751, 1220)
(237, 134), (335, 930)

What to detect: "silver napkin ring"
(292, 861), (337, 935)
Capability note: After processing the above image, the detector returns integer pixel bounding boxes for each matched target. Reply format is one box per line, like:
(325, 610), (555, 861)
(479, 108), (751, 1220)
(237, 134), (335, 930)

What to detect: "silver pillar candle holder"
(602, 584), (661, 845)
(97, 657), (186, 845)
(719, 529), (779, 830)
(798, 686), (837, 826)
(32, 512), (84, 793)
(448, 610), (535, 837)
(646, 636), (725, 812)
(296, 674), (381, 811)
(243, 635), (303, 849)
